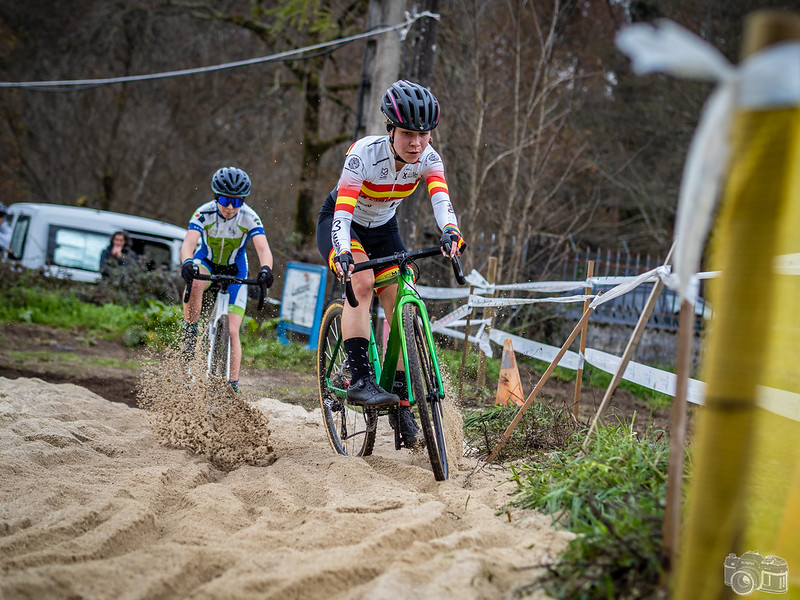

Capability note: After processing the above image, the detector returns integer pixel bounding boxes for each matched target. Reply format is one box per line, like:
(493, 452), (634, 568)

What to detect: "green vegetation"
(462, 402), (577, 460)
(0, 263), (315, 370)
(510, 419), (678, 600)
(240, 317), (316, 371)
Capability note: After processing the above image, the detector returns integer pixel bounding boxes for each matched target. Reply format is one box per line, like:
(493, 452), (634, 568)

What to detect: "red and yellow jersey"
(331, 135), (458, 255)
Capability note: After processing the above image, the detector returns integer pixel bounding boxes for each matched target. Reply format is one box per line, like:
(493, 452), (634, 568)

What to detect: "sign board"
(276, 262), (327, 350)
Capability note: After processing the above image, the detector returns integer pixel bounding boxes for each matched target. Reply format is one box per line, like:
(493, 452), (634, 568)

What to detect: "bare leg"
(227, 312), (243, 382)
(341, 253), (374, 341)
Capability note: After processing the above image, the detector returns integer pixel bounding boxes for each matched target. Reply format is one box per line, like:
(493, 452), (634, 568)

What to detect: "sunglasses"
(216, 195), (245, 208)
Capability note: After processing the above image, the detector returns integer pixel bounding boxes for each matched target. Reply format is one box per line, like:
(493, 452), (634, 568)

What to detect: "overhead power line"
(0, 9), (439, 90)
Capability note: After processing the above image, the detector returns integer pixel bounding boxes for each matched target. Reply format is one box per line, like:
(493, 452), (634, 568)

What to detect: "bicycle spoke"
(404, 304), (448, 480)
(317, 300), (377, 457)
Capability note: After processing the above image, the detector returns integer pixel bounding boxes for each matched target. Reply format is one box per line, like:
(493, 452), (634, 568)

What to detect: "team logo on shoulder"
(427, 153), (441, 165)
(347, 156), (362, 171)
(380, 167), (389, 179)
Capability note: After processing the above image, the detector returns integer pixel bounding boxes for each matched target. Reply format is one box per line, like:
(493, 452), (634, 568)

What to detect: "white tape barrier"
(430, 320), (707, 403)
(488, 330), (706, 404)
(436, 319), (800, 419)
(756, 386), (800, 422)
(468, 293), (594, 308)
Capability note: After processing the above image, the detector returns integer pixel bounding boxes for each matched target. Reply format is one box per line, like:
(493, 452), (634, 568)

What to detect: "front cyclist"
(316, 80), (466, 448)
(180, 166), (274, 393)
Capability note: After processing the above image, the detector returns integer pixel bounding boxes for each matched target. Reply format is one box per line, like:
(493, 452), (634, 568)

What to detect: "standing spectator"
(99, 230), (137, 277)
(0, 202), (12, 259)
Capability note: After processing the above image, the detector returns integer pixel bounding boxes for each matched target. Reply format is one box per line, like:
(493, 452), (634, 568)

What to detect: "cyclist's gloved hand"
(334, 250), (354, 279)
(257, 265), (274, 288)
(440, 225), (467, 257)
(181, 259), (199, 283)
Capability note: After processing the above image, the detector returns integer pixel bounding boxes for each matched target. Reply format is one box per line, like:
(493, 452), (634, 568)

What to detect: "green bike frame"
(370, 263), (444, 406)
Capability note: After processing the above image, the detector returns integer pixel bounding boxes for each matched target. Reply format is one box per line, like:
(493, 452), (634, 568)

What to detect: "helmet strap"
(388, 128), (413, 166)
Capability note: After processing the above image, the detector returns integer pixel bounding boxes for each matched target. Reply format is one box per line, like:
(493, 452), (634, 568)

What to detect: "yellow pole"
(674, 10), (800, 598)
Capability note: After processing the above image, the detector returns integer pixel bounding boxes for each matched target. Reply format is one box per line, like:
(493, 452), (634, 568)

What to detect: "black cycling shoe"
(390, 405), (421, 448)
(346, 377), (400, 408)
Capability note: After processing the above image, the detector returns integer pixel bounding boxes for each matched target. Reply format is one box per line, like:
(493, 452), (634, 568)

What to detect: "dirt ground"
(0, 321), (674, 431)
(0, 321), (674, 599)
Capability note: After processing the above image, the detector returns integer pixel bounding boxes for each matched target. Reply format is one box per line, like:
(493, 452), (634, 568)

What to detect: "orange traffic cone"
(495, 338), (525, 406)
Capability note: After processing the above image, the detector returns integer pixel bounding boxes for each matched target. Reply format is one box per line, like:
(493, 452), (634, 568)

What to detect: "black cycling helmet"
(381, 80), (440, 132)
(211, 166), (251, 197)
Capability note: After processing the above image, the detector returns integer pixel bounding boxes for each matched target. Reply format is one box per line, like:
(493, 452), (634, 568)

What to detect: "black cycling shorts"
(316, 190), (405, 274)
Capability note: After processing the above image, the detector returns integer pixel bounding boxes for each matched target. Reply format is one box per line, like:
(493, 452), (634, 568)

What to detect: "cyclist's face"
(217, 202), (241, 219)
(392, 128), (430, 164)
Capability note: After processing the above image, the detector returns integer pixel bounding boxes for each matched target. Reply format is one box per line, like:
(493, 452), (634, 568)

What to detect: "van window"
(9, 215), (30, 260)
(130, 237), (172, 271)
(48, 226), (108, 272)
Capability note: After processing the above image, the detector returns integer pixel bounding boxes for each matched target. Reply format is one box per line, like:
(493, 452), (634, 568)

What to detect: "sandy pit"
(0, 368), (572, 600)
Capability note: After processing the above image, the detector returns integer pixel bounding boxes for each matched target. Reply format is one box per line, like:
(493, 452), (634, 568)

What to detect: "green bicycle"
(316, 247), (466, 481)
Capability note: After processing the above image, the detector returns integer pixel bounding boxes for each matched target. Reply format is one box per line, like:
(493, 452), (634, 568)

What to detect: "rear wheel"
(317, 300), (377, 457)
(209, 314), (230, 379)
(403, 304), (448, 480)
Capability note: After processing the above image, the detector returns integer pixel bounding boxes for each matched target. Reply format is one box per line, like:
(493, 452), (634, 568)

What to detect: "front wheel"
(317, 300), (377, 457)
(403, 304), (448, 480)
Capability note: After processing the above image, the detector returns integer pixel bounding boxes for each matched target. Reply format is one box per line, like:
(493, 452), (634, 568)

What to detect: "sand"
(0, 370), (572, 600)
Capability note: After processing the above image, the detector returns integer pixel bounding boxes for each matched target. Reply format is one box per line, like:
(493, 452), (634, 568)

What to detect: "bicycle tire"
(210, 314), (230, 379)
(403, 303), (448, 480)
(317, 300), (377, 457)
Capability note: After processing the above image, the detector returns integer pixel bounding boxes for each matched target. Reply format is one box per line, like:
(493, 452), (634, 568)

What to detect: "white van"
(5, 203), (187, 282)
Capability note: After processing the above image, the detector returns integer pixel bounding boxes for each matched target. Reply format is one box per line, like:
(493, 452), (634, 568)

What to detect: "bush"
(462, 400), (577, 460)
(82, 262), (182, 306)
(511, 420), (675, 599)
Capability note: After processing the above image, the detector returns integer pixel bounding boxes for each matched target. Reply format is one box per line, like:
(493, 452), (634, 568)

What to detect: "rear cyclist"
(180, 166), (274, 393)
(316, 80), (466, 447)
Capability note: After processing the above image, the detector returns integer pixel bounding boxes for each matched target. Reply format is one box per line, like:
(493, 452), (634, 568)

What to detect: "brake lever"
(343, 274), (359, 308)
(452, 255), (466, 285)
(257, 282), (267, 311)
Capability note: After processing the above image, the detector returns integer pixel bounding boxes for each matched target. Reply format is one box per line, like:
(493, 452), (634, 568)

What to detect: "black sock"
(393, 371), (408, 401)
(183, 322), (198, 346)
(344, 337), (372, 383)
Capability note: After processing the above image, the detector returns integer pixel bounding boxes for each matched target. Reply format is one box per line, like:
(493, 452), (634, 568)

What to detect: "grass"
(510, 419), (677, 600)
(462, 401), (578, 460)
(0, 263), (316, 371)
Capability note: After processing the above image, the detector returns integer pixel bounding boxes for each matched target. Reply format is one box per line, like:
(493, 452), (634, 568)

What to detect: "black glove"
(181, 260), (198, 283)
(440, 225), (466, 256)
(257, 265), (274, 288)
(334, 251), (354, 278)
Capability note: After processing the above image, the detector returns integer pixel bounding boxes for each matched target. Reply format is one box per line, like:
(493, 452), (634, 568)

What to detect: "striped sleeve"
(331, 146), (365, 254)
(424, 150), (458, 232)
